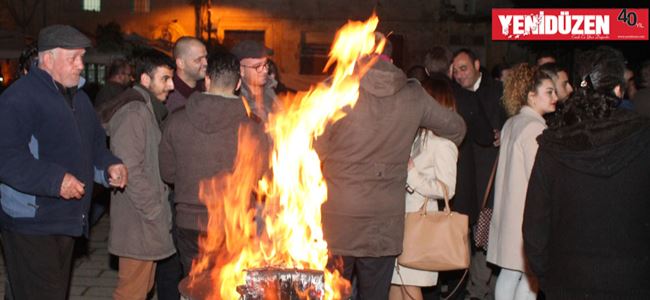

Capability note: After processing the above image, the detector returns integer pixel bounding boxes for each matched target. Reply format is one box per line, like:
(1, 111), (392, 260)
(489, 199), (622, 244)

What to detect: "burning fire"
(190, 15), (385, 299)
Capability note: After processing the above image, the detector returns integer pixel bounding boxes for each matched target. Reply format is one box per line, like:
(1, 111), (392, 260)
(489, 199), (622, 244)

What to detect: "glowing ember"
(189, 14), (385, 299)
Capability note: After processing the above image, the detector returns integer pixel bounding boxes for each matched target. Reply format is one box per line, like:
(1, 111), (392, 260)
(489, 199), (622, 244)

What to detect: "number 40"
(617, 8), (638, 26)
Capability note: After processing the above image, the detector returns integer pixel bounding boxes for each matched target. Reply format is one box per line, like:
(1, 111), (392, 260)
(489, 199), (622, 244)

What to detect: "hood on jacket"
(359, 58), (408, 97)
(185, 92), (248, 134)
(538, 110), (650, 177)
(98, 86), (145, 124)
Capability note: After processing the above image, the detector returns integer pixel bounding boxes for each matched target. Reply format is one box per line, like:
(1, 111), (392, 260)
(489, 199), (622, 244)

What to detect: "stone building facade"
(1, 0), (521, 90)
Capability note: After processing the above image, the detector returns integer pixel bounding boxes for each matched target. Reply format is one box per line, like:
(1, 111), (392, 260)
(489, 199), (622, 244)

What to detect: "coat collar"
(133, 84), (168, 127)
(520, 105), (546, 125)
(172, 73), (204, 99)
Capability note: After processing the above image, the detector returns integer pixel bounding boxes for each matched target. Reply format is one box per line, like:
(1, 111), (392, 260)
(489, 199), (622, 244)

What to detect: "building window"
(133, 0), (150, 13)
(85, 64), (96, 84)
(83, 0), (101, 12)
(300, 43), (330, 75)
(299, 32), (333, 75)
(83, 63), (107, 85)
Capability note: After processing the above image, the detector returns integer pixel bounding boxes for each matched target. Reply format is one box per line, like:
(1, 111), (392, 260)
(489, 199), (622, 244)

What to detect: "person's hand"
(107, 164), (128, 188)
(60, 173), (85, 200)
(408, 158), (415, 171)
(493, 129), (501, 147)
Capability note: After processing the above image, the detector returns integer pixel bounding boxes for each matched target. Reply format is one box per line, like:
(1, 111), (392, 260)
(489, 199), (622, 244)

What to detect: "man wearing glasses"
(231, 40), (277, 122)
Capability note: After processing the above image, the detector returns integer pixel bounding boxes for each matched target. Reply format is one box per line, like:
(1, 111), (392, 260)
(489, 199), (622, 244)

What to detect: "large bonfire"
(189, 15), (386, 299)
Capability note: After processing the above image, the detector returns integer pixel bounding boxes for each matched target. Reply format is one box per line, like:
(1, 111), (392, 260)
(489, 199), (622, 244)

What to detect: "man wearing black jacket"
(452, 48), (507, 300)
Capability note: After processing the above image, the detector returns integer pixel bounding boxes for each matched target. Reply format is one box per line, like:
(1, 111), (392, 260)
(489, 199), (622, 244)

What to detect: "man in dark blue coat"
(0, 25), (127, 300)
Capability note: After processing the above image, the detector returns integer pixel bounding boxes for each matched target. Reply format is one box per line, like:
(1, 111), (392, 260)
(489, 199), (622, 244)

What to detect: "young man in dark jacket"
(0, 25), (127, 300)
(159, 52), (268, 276)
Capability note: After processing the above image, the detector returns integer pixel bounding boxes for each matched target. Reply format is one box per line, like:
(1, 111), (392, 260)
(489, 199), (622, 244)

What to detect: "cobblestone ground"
(0, 215), (159, 299)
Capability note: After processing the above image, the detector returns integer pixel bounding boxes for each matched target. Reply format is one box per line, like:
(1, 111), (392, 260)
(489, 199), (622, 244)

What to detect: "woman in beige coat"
(486, 64), (558, 300)
(389, 76), (459, 300)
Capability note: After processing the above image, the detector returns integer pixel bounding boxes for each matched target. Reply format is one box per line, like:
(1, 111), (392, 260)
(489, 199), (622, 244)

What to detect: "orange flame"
(191, 14), (385, 299)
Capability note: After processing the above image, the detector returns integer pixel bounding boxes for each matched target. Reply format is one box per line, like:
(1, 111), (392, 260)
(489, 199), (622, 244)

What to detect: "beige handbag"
(397, 180), (470, 271)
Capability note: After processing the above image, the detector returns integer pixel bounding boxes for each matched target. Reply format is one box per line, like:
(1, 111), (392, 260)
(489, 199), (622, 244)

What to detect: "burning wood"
(237, 267), (325, 300)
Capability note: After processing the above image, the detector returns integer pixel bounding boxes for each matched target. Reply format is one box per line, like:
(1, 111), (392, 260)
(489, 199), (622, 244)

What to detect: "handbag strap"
(396, 264), (468, 300)
(480, 157), (499, 210)
(435, 180), (451, 215)
(418, 180), (450, 215)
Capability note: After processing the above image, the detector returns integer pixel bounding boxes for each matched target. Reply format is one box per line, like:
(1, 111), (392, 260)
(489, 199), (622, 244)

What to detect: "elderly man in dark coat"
(0, 25), (126, 300)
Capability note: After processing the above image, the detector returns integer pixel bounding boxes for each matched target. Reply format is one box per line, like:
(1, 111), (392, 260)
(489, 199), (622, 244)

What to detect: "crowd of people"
(0, 23), (648, 300)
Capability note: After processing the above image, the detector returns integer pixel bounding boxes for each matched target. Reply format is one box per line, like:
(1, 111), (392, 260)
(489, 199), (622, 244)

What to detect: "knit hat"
(38, 25), (92, 52)
(231, 40), (273, 60)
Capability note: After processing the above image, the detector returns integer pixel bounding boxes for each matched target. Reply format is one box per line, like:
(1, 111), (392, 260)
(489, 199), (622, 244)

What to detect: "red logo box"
(492, 8), (649, 40)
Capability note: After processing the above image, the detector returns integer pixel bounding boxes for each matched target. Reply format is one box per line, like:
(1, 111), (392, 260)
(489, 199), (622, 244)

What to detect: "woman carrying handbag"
(389, 76), (459, 300)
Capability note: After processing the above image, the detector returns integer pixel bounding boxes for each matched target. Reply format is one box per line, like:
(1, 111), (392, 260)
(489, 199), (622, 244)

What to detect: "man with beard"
(104, 50), (176, 300)
(166, 36), (208, 112)
(231, 40), (277, 122)
(156, 36), (207, 300)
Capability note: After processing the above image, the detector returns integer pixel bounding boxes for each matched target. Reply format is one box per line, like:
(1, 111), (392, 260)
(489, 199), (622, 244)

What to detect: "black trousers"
(0, 229), (75, 300)
(154, 191), (182, 300)
(154, 253), (182, 300)
(331, 255), (396, 300)
(176, 227), (205, 276)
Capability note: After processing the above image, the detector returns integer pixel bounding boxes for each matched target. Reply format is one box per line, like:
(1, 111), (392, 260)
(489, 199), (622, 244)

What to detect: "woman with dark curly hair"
(487, 63), (558, 300)
(523, 46), (650, 299)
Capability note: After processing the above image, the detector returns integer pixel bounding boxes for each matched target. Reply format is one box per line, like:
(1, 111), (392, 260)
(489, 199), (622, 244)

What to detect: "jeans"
(494, 268), (536, 300)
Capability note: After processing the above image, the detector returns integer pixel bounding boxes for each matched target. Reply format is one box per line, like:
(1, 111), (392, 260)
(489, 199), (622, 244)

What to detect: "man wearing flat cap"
(0, 24), (127, 299)
(231, 40), (278, 121)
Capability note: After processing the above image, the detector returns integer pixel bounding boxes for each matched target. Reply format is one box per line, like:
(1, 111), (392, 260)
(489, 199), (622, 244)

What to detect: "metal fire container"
(179, 267), (326, 300)
(237, 267), (325, 300)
